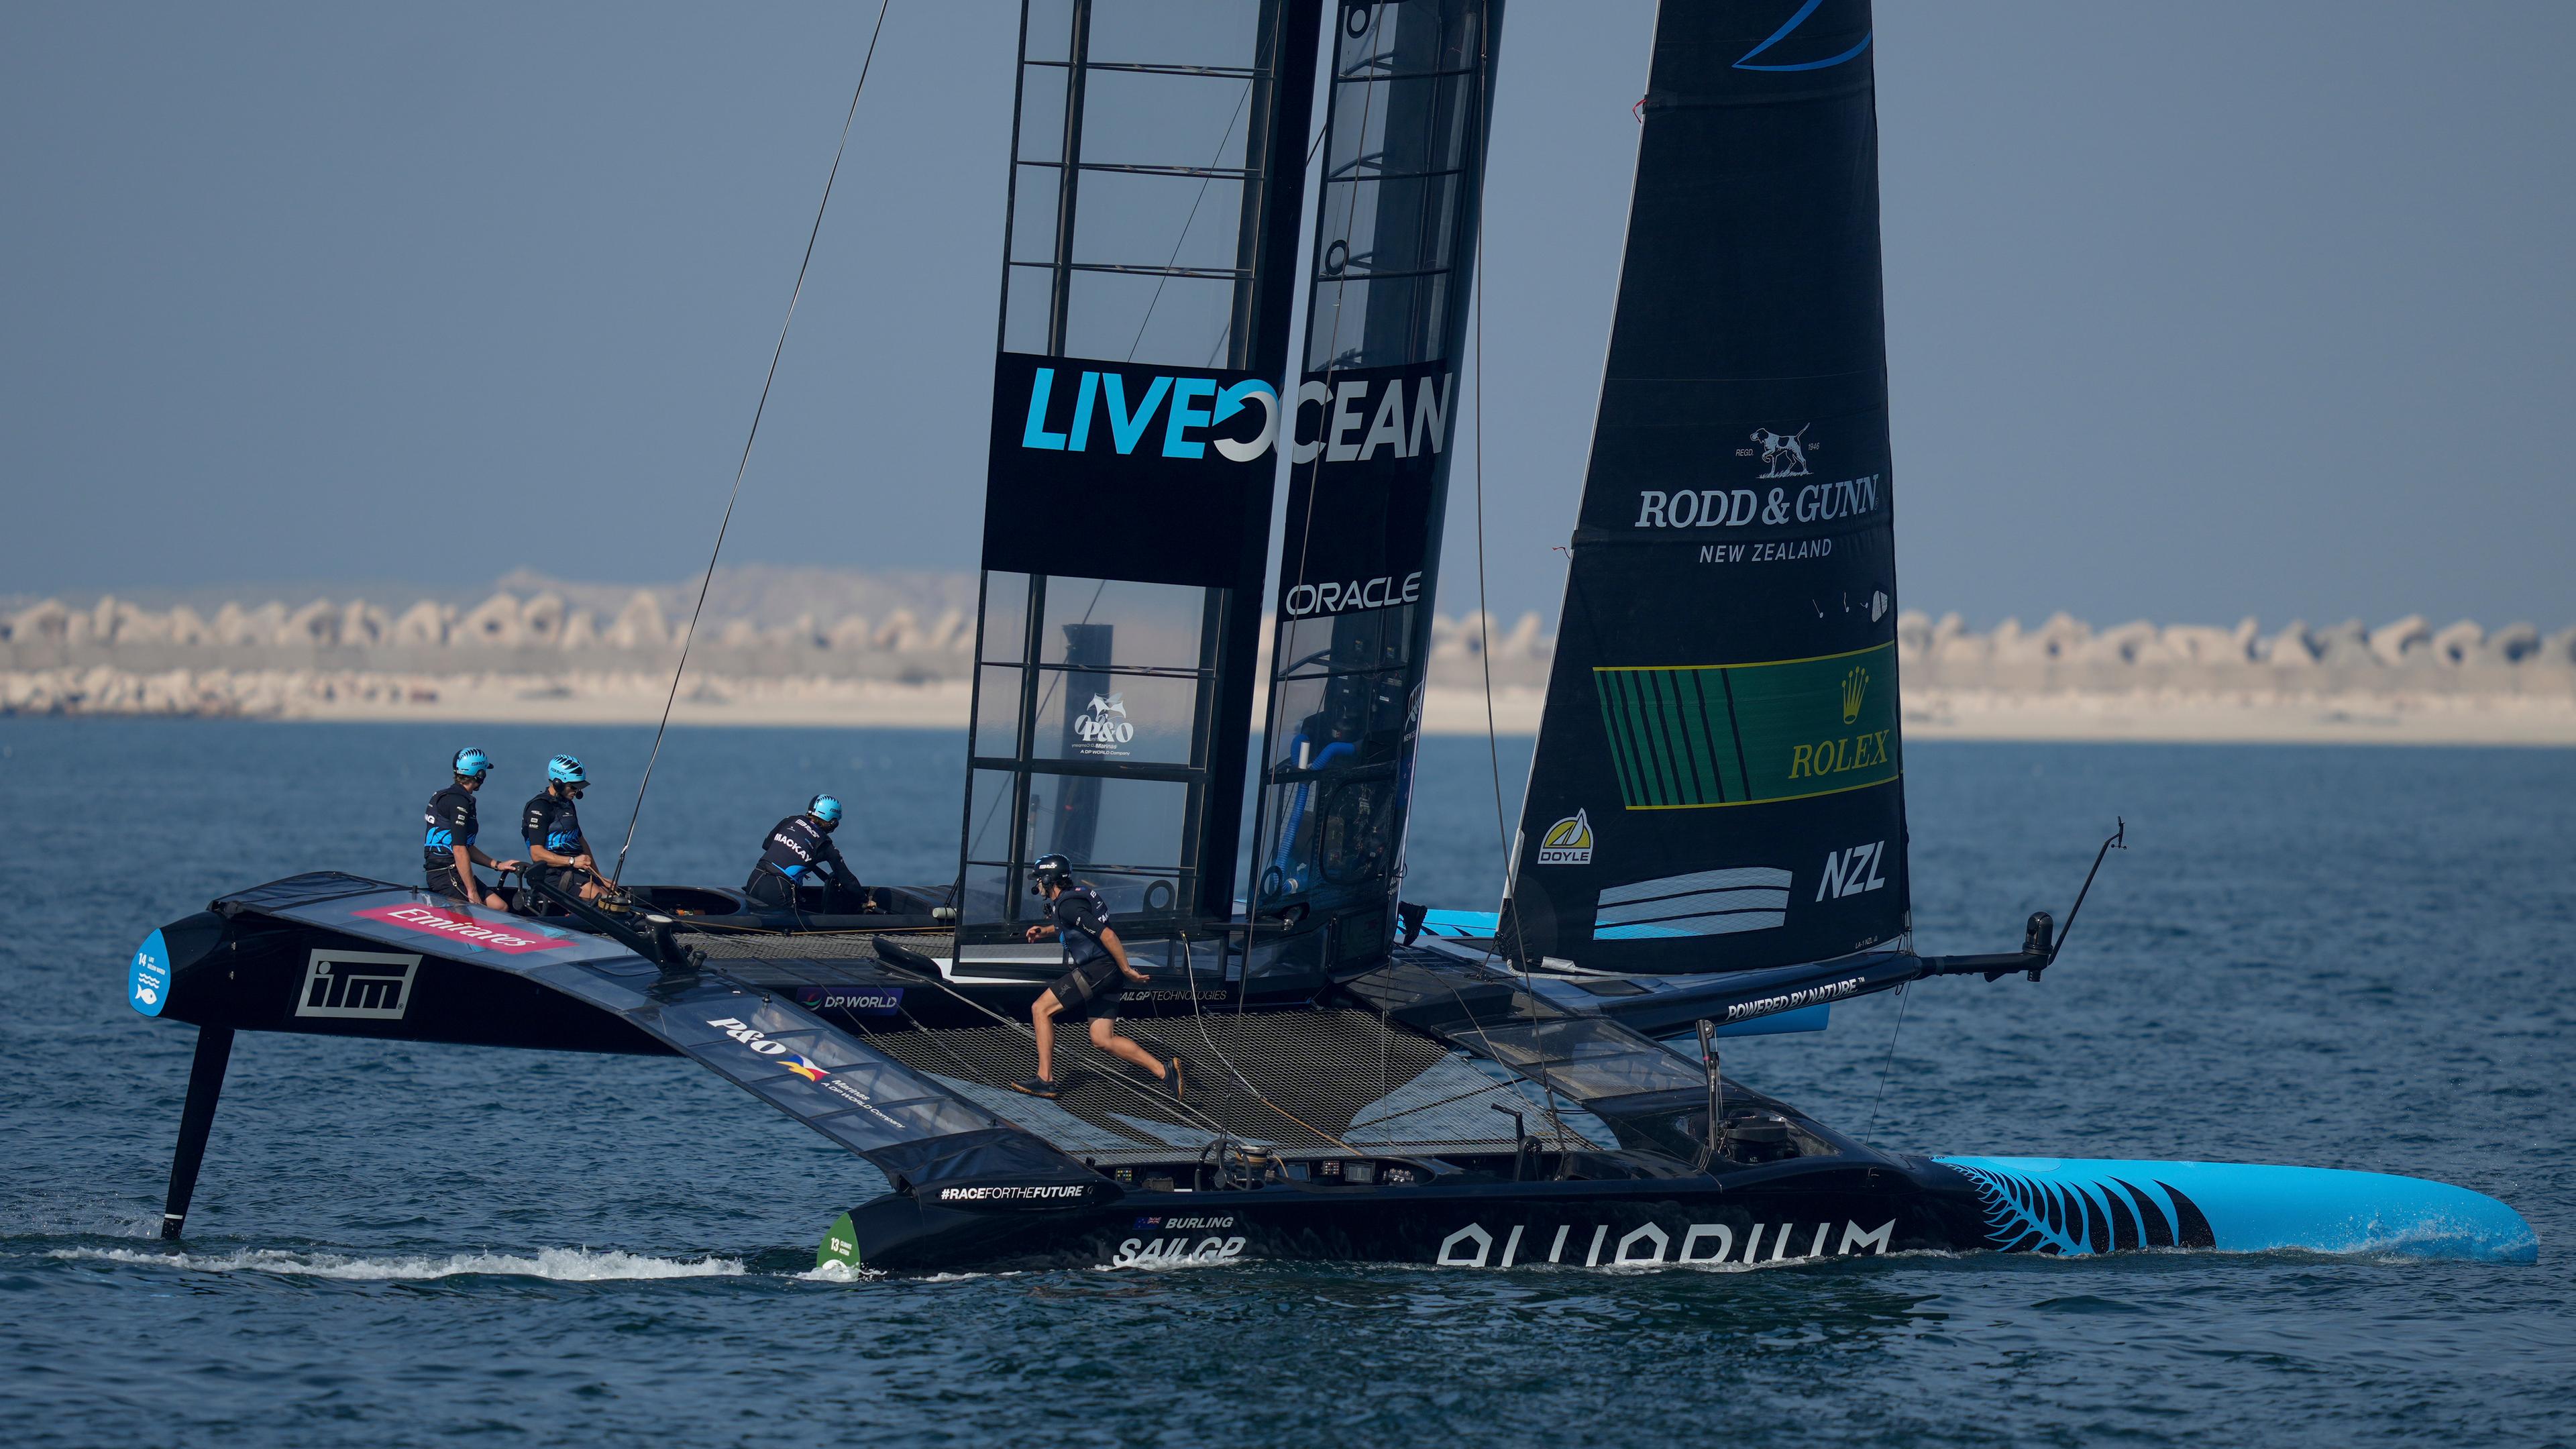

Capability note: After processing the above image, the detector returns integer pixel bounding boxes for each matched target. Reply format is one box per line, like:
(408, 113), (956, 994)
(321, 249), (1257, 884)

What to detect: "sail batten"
(1503, 0), (1909, 977)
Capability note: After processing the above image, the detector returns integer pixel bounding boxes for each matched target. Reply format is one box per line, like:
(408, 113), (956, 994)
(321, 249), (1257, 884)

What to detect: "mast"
(1245, 0), (1505, 984)
(1501, 0), (1908, 975)
(957, 0), (1324, 953)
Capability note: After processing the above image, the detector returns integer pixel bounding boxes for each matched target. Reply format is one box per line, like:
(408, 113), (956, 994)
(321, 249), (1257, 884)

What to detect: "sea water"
(1, 718), (2569, 1446)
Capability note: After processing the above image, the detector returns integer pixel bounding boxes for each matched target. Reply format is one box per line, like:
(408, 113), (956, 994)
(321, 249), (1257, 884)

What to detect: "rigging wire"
(1130, 79), (1254, 364)
(612, 0), (894, 883)
(1180, 935), (1365, 1154)
(1460, 12), (1572, 1146)
(1864, 980), (1913, 1139)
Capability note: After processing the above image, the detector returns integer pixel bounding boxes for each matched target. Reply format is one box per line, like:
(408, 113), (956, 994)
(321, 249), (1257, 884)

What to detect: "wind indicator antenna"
(1919, 818), (2127, 983)
(2043, 817), (2127, 975)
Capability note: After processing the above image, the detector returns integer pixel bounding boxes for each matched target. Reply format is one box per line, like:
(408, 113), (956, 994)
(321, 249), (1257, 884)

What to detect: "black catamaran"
(127, 0), (2533, 1273)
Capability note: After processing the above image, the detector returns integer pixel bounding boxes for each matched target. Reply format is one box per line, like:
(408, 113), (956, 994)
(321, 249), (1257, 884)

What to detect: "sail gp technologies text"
(1020, 367), (1278, 462)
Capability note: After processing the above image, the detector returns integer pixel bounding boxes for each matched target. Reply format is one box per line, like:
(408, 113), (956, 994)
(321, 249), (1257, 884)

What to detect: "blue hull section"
(1938, 1157), (2536, 1264)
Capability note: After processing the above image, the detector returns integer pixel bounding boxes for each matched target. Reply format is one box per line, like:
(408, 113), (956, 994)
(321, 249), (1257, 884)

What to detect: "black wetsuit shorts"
(1046, 958), (1127, 1021)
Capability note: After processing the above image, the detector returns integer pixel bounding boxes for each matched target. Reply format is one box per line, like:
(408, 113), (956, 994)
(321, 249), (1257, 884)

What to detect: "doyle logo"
(1289, 372), (1454, 466)
(295, 949), (421, 1021)
(1840, 665), (1868, 724)
(353, 903), (572, 955)
(1073, 693), (1134, 756)
(1633, 475), (1881, 531)
(1537, 810), (1595, 866)
(1283, 570), (1421, 619)
(1020, 367), (1277, 462)
(1817, 841), (1890, 900)
(1749, 425), (1811, 479)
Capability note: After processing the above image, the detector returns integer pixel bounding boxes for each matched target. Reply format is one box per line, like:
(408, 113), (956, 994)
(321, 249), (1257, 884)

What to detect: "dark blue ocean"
(2, 719), (2569, 1447)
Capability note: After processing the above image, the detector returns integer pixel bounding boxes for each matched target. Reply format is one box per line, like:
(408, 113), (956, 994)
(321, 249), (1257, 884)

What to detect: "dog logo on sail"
(1536, 810), (1595, 865)
(1841, 667), (1868, 725)
(1751, 425), (1811, 480)
(1074, 693), (1134, 757)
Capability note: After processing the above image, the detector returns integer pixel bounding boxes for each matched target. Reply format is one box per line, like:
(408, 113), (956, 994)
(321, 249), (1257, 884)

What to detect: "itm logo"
(1817, 841), (1889, 900)
(1840, 665), (1868, 725)
(1536, 810), (1595, 866)
(1073, 693), (1134, 755)
(1021, 368), (1277, 462)
(296, 949), (421, 1021)
(1751, 425), (1811, 480)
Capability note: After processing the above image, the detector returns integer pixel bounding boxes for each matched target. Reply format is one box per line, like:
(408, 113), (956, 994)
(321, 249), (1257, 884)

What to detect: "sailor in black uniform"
(423, 747), (521, 910)
(1010, 854), (1180, 1101)
(744, 795), (865, 910)
(519, 755), (603, 907)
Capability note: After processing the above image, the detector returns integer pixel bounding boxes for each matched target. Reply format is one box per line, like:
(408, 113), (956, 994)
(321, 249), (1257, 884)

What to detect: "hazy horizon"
(6, 3), (2570, 631)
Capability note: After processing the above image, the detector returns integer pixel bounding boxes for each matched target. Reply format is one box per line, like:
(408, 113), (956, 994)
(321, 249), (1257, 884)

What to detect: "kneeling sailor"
(520, 755), (604, 906)
(1011, 854), (1181, 1101)
(745, 794), (865, 910)
(423, 747), (521, 910)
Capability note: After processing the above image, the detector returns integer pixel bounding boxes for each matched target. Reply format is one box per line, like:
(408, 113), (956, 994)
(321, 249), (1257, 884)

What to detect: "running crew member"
(520, 755), (603, 905)
(1011, 854), (1181, 1101)
(744, 795), (863, 910)
(423, 747), (521, 909)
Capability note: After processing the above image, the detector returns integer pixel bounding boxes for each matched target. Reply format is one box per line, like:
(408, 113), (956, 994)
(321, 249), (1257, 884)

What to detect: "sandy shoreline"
(7, 670), (2573, 745)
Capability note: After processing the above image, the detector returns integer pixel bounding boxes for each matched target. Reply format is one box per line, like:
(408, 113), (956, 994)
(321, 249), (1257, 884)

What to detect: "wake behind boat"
(125, 0), (2534, 1274)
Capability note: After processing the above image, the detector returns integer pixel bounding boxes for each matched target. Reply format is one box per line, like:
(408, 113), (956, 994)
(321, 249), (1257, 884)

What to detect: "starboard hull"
(820, 1155), (2536, 1275)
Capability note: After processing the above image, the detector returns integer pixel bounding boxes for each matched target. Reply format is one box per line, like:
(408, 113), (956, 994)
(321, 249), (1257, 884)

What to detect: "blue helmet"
(548, 755), (587, 786)
(808, 794), (843, 828)
(452, 747), (494, 780)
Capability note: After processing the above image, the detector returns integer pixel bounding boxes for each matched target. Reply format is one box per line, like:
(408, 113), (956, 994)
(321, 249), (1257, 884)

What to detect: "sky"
(3, 2), (2570, 631)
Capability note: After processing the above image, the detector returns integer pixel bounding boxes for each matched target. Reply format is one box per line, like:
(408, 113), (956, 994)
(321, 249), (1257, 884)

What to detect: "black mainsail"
(1501, 0), (1907, 976)
(959, 0), (1323, 953)
(1245, 0), (1505, 983)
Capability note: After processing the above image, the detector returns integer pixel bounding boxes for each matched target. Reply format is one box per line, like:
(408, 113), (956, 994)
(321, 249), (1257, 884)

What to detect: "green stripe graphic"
(1592, 642), (1901, 809)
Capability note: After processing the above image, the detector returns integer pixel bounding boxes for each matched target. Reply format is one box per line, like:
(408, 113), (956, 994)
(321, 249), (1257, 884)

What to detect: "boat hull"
(822, 1155), (2537, 1274)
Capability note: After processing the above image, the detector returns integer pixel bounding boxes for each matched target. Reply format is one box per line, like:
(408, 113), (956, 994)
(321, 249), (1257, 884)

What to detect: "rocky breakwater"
(1900, 612), (2576, 743)
(0, 590), (978, 722)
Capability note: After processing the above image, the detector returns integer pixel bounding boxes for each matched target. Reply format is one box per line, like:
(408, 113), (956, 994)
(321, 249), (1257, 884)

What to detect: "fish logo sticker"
(1537, 810), (1595, 866)
(129, 930), (171, 1017)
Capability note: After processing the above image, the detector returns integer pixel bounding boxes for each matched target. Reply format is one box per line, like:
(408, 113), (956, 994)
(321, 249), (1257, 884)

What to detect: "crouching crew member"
(424, 747), (520, 909)
(521, 755), (604, 906)
(1011, 853), (1181, 1101)
(745, 794), (863, 910)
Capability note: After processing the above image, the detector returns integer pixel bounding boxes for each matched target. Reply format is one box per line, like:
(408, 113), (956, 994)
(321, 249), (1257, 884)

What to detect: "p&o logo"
(1073, 693), (1134, 757)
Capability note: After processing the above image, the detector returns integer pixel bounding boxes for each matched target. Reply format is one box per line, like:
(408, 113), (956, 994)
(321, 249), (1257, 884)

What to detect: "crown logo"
(1840, 666), (1868, 724)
